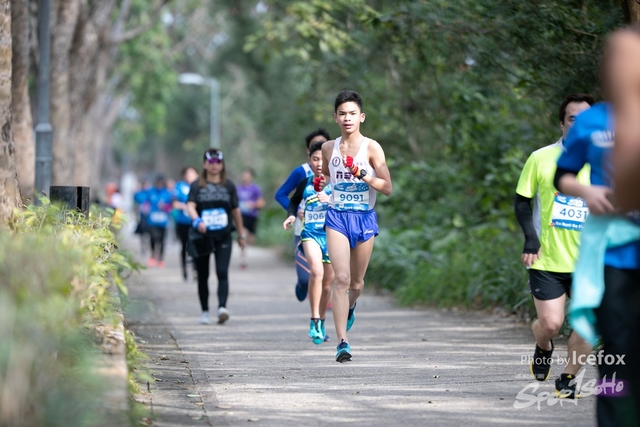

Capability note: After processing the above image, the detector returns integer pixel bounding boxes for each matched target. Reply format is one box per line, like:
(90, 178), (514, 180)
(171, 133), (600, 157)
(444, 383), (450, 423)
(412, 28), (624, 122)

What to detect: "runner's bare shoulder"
(322, 140), (336, 154)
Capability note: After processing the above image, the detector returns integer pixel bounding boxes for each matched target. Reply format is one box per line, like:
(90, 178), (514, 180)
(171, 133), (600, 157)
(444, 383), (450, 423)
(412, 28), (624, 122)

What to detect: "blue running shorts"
(300, 231), (331, 264)
(325, 208), (379, 249)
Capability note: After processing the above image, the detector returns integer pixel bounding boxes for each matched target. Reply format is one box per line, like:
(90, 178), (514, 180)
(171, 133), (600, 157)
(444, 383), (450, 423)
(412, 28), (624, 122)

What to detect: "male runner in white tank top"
(317, 90), (393, 362)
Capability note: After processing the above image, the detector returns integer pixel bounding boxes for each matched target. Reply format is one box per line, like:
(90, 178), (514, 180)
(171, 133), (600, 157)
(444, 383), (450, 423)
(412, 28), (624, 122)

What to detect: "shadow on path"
(122, 234), (597, 427)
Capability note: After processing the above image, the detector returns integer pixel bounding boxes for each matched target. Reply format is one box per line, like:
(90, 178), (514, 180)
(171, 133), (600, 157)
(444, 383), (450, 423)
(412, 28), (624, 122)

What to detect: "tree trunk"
(11, 0), (34, 201)
(49, 0), (80, 185)
(0, 0), (19, 222)
(625, 0), (640, 23)
(37, 0), (166, 189)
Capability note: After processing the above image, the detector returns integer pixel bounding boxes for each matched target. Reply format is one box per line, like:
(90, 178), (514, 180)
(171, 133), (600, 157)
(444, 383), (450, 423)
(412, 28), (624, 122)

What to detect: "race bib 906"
(551, 193), (588, 230)
(305, 210), (326, 225)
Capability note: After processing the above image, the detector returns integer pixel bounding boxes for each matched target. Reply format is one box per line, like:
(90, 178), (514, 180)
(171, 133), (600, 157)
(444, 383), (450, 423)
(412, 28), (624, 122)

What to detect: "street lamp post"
(178, 73), (220, 149)
(34, 0), (53, 203)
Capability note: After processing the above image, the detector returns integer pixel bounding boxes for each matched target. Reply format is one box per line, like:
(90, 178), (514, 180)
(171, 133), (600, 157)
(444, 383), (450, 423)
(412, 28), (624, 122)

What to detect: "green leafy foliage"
(0, 201), (139, 426)
(233, 0), (625, 314)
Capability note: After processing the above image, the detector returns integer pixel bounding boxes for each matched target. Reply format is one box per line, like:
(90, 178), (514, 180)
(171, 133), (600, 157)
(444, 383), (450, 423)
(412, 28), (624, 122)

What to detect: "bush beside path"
(124, 236), (597, 427)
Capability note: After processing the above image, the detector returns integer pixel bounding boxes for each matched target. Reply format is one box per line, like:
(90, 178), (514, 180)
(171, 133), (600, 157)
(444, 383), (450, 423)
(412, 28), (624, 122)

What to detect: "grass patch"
(0, 200), (143, 426)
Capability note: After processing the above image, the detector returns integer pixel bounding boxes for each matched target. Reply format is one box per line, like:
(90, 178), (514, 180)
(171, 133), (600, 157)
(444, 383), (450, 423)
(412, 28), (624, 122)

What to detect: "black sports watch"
(357, 169), (367, 180)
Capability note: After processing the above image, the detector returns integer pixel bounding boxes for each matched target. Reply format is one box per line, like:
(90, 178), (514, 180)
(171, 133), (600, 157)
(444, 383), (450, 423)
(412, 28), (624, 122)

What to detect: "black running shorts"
(242, 214), (257, 235)
(528, 269), (572, 301)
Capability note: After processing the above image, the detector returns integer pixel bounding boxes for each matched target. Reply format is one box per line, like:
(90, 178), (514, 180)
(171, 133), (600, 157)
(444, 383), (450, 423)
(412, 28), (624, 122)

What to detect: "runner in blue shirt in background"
(135, 175), (173, 268)
(275, 128), (330, 301)
(173, 166), (199, 280)
(283, 141), (334, 344)
(555, 99), (640, 427)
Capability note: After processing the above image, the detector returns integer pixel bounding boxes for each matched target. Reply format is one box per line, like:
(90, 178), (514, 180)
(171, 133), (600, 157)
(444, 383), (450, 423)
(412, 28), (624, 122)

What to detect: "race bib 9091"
(551, 193), (588, 230)
(333, 182), (370, 211)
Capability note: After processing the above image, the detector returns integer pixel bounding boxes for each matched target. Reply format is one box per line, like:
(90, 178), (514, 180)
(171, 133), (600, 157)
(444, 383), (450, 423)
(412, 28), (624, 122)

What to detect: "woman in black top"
(187, 149), (246, 325)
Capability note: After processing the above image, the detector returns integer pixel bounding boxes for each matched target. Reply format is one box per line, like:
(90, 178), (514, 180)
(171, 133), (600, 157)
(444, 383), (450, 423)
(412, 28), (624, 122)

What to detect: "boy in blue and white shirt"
(283, 141), (334, 345)
(275, 128), (331, 301)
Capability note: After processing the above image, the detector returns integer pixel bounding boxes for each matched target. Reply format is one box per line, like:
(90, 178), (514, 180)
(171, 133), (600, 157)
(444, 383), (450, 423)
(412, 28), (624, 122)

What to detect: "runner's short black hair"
(305, 128), (330, 148)
(334, 90), (363, 113)
(308, 141), (325, 157)
(558, 94), (594, 123)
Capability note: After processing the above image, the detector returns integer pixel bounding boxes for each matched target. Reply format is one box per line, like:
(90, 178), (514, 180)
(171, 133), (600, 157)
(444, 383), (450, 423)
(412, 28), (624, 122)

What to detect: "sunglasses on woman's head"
(205, 151), (223, 164)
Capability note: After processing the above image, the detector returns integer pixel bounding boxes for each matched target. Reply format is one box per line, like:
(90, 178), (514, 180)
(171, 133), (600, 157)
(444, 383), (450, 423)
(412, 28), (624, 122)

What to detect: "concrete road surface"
(123, 237), (598, 427)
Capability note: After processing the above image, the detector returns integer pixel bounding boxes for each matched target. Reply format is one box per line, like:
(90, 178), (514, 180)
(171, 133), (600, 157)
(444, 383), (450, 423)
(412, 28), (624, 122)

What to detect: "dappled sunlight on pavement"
(122, 232), (597, 427)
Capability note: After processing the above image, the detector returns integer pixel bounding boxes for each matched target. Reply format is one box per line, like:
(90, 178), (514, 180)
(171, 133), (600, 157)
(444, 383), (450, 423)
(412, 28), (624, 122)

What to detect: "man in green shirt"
(514, 93), (594, 399)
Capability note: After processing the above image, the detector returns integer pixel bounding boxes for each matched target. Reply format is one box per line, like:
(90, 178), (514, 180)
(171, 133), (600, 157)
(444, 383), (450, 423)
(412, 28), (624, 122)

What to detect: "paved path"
(123, 236), (597, 427)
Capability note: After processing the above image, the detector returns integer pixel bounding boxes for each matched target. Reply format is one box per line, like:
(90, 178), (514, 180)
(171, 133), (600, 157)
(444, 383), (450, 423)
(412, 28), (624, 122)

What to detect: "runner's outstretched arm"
(275, 166), (307, 210)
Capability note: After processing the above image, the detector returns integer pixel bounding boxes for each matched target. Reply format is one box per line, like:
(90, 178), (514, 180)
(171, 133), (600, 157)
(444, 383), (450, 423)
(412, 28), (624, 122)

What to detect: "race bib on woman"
(202, 208), (228, 231)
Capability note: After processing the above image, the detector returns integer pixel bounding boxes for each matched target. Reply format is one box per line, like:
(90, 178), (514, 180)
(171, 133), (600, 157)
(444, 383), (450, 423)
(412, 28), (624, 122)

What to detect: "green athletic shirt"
(515, 139), (590, 273)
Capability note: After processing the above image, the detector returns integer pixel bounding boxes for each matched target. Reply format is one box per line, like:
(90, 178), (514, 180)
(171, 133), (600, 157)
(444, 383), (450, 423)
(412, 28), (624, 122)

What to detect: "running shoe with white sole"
(199, 311), (211, 325)
(217, 307), (230, 324)
(336, 340), (352, 363)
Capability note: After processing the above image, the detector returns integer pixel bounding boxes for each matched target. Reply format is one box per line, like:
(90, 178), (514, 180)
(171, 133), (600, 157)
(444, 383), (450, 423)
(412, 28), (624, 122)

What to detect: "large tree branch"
(109, 0), (171, 44)
(113, 0), (133, 38)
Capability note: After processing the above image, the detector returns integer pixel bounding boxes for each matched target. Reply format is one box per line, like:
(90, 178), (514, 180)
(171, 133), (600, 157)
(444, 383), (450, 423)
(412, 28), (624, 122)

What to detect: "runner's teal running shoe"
(308, 319), (324, 345)
(336, 340), (352, 363)
(346, 302), (357, 331)
(321, 319), (330, 342)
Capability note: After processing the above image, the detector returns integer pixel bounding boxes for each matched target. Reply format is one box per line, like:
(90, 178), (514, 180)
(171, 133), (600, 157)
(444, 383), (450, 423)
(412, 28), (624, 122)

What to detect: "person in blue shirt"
(133, 177), (152, 255)
(173, 166), (199, 280)
(275, 128), (330, 302)
(555, 100), (640, 427)
(283, 142), (334, 344)
(135, 175), (173, 268)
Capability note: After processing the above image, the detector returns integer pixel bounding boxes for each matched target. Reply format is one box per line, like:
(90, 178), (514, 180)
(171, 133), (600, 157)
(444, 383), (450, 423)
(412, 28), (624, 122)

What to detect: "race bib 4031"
(551, 193), (588, 230)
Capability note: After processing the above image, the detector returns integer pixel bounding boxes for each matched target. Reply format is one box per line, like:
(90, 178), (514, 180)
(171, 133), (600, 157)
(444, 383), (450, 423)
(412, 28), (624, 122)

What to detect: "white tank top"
(328, 137), (377, 211)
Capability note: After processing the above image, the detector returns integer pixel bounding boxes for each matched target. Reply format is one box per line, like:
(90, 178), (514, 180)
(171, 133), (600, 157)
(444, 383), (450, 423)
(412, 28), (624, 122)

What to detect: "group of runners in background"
(132, 151), (264, 325)
(130, 89), (393, 364)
